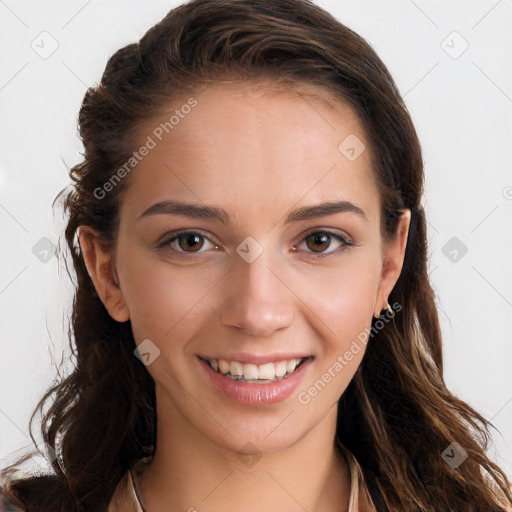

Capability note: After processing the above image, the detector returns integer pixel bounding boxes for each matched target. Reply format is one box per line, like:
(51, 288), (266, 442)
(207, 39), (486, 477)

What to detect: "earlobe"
(373, 209), (411, 318)
(77, 226), (130, 323)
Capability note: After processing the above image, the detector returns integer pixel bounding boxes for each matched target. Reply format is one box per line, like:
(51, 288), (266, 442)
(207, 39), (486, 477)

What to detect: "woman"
(1, 0), (511, 511)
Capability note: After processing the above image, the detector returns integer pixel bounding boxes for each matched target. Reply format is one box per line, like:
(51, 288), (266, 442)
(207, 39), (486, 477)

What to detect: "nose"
(220, 251), (294, 337)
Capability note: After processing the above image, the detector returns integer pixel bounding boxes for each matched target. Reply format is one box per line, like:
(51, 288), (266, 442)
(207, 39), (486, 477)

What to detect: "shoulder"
(0, 473), (75, 512)
(108, 456), (152, 512)
(338, 443), (376, 512)
(0, 485), (27, 511)
(357, 490), (375, 512)
(107, 469), (141, 512)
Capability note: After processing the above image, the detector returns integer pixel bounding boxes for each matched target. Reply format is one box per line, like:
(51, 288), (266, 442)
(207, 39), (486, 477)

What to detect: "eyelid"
(293, 227), (352, 245)
(156, 227), (353, 258)
(156, 229), (219, 251)
(291, 228), (353, 258)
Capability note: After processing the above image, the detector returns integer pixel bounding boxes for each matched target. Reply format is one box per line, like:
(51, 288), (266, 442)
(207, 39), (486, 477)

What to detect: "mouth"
(198, 355), (312, 384)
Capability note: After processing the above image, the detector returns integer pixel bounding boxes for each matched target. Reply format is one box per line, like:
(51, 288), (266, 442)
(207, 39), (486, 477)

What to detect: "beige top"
(108, 444), (375, 512)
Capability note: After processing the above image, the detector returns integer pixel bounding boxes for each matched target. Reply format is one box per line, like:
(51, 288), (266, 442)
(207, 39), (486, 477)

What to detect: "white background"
(1, 0), (511, 478)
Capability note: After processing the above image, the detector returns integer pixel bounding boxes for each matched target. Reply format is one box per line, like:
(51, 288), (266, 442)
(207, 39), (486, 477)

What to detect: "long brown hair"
(2, 1), (511, 510)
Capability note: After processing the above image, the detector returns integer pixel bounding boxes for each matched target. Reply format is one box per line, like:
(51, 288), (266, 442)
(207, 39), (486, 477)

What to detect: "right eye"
(158, 230), (220, 258)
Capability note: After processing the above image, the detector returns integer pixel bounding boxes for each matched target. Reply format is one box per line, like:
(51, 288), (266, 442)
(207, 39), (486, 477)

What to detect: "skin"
(79, 80), (410, 512)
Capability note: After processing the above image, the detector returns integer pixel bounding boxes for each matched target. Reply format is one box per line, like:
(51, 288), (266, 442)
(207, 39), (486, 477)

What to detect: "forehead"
(122, 80), (380, 226)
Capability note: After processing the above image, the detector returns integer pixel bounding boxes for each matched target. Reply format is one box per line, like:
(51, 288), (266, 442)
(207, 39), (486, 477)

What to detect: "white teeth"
(258, 362), (276, 380)
(230, 361), (243, 376)
(286, 358), (300, 373)
(275, 360), (287, 377)
(205, 357), (306, 382)
(243, 363), (259, 380)
(218, 359), (230, 374)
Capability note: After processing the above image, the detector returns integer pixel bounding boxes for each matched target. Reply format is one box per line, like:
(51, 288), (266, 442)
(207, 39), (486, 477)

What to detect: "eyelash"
(157, 229), (353, 260)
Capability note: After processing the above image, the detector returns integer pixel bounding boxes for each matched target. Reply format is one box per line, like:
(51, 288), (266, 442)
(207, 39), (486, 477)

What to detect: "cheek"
(118, 248), (221, 344)
(295, 251), (380, 388)
(330, 267), (378, 338)
(119, 238), (381, 350)
(296, 250), (381, 334)
(295, 259), (379, 406)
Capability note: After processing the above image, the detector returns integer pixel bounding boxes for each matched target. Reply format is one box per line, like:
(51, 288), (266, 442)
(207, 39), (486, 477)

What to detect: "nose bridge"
(220, 247), (294, 336)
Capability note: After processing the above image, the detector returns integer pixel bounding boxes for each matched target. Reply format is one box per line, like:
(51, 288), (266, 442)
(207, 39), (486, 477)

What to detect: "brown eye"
(157, 230), (217, 257)
(305, 232), (332, 253)
(177, 233), (204, 252)
(294, 230), (353, 258)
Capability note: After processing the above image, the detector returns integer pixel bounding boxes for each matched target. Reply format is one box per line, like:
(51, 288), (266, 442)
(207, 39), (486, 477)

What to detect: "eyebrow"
(138, 199), (368, 224)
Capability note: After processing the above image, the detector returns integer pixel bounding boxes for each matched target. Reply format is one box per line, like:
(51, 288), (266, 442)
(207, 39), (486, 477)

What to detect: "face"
(80, 80), (410, 455)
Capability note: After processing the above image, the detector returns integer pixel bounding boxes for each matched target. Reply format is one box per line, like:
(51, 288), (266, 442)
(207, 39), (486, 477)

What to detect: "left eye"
(157, 230), (352, 258)
(293, 230), (352, 257)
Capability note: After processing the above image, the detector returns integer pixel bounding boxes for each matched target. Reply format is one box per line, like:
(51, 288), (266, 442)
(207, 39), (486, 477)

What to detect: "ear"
(373, 209), (411, 318)
(77, 226), (130, 322)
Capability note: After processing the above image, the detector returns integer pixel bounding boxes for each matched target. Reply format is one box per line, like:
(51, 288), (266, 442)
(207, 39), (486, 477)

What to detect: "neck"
(135, 383), (351, 512)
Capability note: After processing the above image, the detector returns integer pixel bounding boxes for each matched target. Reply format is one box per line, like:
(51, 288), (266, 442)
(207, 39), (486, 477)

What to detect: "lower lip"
(198, 357), (312, 405)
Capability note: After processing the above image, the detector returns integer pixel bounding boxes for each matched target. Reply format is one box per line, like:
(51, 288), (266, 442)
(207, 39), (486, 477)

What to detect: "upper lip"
(198, 352), (313, 365)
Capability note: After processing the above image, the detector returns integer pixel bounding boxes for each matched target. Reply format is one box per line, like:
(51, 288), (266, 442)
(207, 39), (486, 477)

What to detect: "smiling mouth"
(198, 356), (311, 383)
